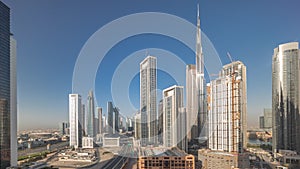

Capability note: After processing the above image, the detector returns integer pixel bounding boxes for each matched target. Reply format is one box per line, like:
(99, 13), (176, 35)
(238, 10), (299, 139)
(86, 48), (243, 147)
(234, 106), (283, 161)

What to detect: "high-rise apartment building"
(69, 94), (83, 148)
(186, 64), (198, 141)
(163, 85), (186, 151)
(86, 90), (95, 137)
(208, 61), (247, 153)
(158, 99), (163, 144)
(134, 111), (141, 139)
(0, 1), (11, 167)
(272, 42), (300, 154)
(140, 56), (157, 146)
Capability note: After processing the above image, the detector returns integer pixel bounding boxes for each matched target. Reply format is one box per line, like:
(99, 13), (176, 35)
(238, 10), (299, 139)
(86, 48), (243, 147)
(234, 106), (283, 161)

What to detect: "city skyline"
(2, 0), (300, 130)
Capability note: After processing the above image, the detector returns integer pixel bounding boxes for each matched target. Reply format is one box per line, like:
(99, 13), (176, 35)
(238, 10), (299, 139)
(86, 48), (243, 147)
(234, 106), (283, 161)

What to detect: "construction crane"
(227, 52), (234, 63)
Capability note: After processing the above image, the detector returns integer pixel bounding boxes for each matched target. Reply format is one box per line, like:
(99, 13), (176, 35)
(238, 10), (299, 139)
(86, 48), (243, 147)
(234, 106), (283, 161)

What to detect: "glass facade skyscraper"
(86, 90), (95, 137)
(140, 56), (157, 146)
(272, 42), (300, 154)
(0, 1), (11, 168)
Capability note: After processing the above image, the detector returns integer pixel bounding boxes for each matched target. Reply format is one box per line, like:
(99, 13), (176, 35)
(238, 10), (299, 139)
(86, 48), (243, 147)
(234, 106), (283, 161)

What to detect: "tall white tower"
(163, 85), (186, 151)
(196, 4), (207, 139)
(69, 94), (83, 148)
(140, 56), (157, 146)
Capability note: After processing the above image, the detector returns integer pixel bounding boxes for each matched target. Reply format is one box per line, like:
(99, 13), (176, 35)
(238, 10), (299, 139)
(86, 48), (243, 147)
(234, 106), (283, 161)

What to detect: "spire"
(197, 3), (200, 18)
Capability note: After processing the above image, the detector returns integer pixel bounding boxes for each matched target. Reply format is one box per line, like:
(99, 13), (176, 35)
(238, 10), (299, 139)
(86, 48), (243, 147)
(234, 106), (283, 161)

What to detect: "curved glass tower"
(272, 42), (300, 154)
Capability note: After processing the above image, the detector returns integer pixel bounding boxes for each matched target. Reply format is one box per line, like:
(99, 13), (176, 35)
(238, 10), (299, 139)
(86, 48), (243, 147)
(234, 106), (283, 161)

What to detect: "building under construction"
(207, 61), (247, 153)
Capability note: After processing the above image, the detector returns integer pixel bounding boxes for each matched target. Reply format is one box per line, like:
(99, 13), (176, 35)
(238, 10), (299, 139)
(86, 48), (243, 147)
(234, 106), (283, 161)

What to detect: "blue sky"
(3, 0), (300, 130)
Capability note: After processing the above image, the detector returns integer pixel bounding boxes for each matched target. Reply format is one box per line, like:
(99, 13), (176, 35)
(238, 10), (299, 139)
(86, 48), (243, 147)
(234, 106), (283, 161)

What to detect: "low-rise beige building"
(198, 149), (250, 169)
(138, 147), (195, 169)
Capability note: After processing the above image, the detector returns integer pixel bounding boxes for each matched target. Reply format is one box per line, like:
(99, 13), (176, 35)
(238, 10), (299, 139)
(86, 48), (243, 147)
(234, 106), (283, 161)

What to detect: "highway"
(101, 144), (135, 169)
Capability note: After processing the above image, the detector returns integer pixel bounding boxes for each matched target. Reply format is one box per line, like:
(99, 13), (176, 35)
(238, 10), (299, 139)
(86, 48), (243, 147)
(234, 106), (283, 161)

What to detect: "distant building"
(272, 42), (300, 154)
(59, 122), (68, 135)
(107, 101), (114, 134)
(69, 94), (83, 148)
(138, 147), (195, 169)
(82, 137), (94, 149)
(198, 149), (250, 169)
(140, 56), (157, 146)
(263, 108), (272, 129)
(103, 136), (120, 147)
(259, 116), (265, 129)
(81, 104), (86, 136)
(86, 90), (95, 137)
(97, 107), (103, 135)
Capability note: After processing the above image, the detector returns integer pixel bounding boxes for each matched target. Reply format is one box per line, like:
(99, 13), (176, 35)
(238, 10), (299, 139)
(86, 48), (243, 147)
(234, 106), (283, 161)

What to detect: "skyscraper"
(134, 111), (141, 139)
(158, 99), (163, 144)
(195, 5), (207, 140)
(186, 64), (197, 141)
(107, 101), (114, 135)
(86, 90), (95, 137)
(272, 42), (300, 154)
(140, 56), (157, 146)
(114, 107), (119, 133)
(10, 35), (17, 167)
(97, 107), (103, 135)
(81, 104), (85, 136)
(208, 61), (247, 153)
(263, 108), (272, 129)
(69, 94), (83, 148)
(0, 1), (11, 168)
(163, 85), (185, 151)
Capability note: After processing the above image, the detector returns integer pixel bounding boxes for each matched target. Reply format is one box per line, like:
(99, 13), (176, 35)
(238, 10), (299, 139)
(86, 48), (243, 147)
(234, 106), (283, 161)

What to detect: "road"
(18, 142), (69, 157)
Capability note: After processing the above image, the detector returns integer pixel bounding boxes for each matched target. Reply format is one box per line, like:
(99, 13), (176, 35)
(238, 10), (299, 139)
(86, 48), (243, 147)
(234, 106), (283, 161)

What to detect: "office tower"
(103, 115), (106, 133)
(114, 107), (119, 133)
(259, 116), (265, 129)
(0, 1), (11, 168)
(59, 122), (68, 135)
(134, 112), (141, 139)
(97, 107), (103, 135)
(208, 61), (247, 153)
(82, 104), (85, 136)
(107, 101), (114, 134)
(86, 90), (95, 137)
(263, 108), (272, 129)
(195, 6), (207, 140)
(163, 85), (185, 150)
(69, 94), (83, 148)
(10, 35), (17, 166)
(158, 99), (163, 144)
(272, 42), (300, 154)
(186, 64), (198, 141)
(178, 107), (188, 152)
(140, 56), (157, 146)
(94, 117), (99, 135)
